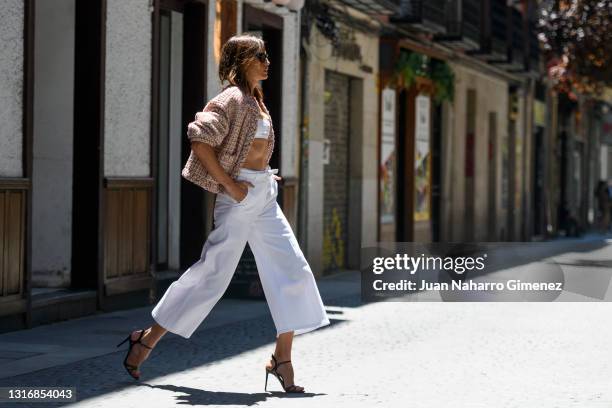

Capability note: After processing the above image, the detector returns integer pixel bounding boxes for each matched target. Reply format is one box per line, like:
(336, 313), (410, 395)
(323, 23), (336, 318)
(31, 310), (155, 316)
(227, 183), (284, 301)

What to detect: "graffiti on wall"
(323, 207), (345, 271)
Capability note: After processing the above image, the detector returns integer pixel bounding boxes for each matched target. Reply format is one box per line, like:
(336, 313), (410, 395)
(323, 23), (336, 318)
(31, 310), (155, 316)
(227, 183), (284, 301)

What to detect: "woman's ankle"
(272, 353), (291, 362)
(137, 328), (160, 348)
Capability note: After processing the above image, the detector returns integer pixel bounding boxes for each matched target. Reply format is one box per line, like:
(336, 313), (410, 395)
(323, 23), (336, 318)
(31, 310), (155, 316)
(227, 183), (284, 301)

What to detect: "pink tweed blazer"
(181, 85), (275, 193)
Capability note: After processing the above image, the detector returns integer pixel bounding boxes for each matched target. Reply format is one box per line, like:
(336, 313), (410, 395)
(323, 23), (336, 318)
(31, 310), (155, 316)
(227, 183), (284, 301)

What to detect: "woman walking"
(116, 34), (330, 393)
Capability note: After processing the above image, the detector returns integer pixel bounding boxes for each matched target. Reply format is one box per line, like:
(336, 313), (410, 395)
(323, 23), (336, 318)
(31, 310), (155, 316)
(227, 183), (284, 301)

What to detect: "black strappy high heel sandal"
(116, 329), (153, 380)
(264, 354), (305, 393)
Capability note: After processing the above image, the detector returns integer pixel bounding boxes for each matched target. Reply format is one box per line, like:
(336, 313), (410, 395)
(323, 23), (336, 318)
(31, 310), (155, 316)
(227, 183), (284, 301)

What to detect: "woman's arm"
(190, 142), (233, 187)
(186, 100), (252, 201)
(190, 141), (252, 201)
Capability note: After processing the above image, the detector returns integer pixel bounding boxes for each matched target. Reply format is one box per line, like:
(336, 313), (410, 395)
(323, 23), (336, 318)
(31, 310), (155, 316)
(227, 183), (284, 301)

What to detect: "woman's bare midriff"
(241, 104), (271, 171)
(242, 139), (269, 170)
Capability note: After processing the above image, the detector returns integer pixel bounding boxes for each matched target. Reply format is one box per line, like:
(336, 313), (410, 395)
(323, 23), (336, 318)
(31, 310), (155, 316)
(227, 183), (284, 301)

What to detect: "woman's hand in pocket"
(227, 180), (254, 203)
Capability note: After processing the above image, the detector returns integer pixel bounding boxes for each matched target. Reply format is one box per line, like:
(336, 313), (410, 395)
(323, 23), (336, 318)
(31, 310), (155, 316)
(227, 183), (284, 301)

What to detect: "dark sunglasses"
(255, 51), (269, 63)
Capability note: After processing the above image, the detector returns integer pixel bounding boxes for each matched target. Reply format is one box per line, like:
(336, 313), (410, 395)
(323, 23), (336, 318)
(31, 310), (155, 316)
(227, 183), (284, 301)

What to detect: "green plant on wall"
(430, 60), (455, 103)
(393, 50), (455, 104)
(394, 51), (428, 88)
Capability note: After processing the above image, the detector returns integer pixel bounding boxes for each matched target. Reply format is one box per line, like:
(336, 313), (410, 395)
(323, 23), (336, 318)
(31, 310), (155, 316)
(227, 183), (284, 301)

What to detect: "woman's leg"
(248, 198), (330, 337)
(124, 323), (168, 377)
(266, 330), (304, 392)
(149, 191), (252, 338)
(249, 180), (329, 391)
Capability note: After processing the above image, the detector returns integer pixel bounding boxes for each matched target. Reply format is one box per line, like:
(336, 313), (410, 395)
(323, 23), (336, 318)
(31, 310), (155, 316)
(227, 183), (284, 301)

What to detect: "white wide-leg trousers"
(151, 166), (330, 339)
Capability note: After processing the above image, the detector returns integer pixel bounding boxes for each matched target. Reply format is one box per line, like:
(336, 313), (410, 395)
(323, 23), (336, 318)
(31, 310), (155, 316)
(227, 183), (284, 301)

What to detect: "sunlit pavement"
(1, 233), (612, 407)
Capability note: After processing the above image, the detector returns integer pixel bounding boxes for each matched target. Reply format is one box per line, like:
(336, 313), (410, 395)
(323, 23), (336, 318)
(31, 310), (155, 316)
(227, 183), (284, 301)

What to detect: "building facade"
(1, 0), (610, 334)
(0, 0), (305, 331)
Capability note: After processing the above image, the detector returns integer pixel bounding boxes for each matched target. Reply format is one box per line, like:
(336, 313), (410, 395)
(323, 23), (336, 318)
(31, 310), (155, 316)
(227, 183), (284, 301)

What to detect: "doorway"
(488, 111), (498, 240)
(226, 4), (284, 297)
(431, 102), (442, 242)
(152, 0), (208, 270)
(464, 89), (477, 242)
(533, 126), (545, 236)
(243, 4), (283, 177)
(156, 6), (184, 273)
(72, 0), (103, 290)
(322, 70), (351, 273)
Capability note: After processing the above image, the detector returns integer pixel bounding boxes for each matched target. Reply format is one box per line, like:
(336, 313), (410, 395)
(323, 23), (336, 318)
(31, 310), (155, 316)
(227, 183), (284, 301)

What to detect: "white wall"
(104, 0), (152, 177)
(0, 0), (24, 177)
(31, 0), (75, 287)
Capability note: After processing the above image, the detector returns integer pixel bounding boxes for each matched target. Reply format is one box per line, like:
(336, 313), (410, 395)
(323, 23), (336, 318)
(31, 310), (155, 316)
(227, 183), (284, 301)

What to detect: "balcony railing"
(392, 0), (462, 36)
(386, 0), (541, 75)
(509, 6), (526, 69)
(464, 0), (508, 55)
(438, 0), (462, 38)
(462, 0), (480, 45)
(337, 0), (402, 15)
(423, 0), (448, 28)
(490, 0), (508, 56)
(526, 20), (540, 71)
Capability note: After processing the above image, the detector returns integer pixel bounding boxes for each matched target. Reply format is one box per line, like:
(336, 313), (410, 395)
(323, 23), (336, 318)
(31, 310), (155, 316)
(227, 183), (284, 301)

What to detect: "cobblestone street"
(2, 235), (612, 407)
(2, 0), (611, 405)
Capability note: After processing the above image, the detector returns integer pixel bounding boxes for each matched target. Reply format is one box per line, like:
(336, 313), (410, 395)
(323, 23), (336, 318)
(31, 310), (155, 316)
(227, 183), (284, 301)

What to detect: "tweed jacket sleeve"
(181, 85), (274, 194)
(186, 100), (231, 148)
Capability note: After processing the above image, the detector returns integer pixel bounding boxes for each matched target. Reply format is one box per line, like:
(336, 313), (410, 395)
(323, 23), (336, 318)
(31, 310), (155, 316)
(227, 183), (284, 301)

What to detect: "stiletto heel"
(264, 353), (304, 393)
(117, 329), (153, 380)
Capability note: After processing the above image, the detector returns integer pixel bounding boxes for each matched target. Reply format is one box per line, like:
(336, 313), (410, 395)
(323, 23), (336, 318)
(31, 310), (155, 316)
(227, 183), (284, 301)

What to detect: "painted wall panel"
(104, 0), (152, 177)
(0, 0), (25, 177)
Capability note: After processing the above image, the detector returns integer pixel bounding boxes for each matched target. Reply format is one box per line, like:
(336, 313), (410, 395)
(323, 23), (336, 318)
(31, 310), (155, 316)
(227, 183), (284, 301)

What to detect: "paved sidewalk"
(0, 269), (359, 381)
(1, 233), (612, 407)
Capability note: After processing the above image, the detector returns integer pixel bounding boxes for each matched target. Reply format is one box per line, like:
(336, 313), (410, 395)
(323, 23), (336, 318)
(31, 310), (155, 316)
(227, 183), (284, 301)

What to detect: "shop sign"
(380, 88), (396, 225)
(414, 94), (431, 222)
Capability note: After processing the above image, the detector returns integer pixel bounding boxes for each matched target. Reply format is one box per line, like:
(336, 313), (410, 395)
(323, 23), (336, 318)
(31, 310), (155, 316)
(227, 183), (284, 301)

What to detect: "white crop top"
(253, 118), (271, 139)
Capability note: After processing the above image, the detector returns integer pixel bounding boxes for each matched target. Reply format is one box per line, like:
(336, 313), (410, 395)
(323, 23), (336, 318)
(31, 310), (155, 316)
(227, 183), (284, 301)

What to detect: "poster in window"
(380, 88), (396, 226)
(414, 94), (430, 222)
